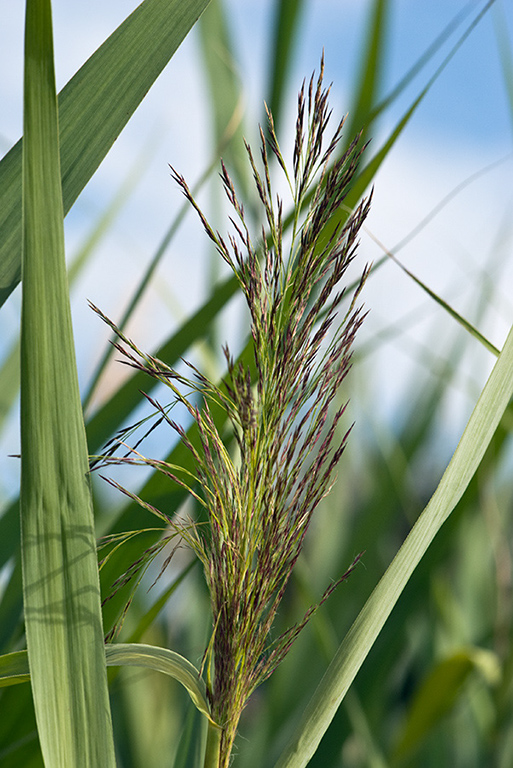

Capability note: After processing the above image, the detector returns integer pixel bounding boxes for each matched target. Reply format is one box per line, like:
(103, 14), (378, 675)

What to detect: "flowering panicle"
(96, 58), (371, 767)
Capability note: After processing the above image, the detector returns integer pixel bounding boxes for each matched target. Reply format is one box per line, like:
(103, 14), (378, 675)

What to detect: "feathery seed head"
(93, 58), (371, 767)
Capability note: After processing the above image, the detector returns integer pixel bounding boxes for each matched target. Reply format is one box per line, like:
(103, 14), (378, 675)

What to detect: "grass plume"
(93, 58), (371, 766)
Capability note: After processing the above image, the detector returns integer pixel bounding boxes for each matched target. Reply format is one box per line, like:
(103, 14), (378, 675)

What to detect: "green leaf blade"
(105, 643), (215, 723)
(275, 322), (513, 767)
(20, 2), (116, 765)
(0, 0), (211, 308)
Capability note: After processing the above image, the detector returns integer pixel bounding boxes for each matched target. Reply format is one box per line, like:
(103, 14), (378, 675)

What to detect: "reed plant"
(1, 1), (513, 767)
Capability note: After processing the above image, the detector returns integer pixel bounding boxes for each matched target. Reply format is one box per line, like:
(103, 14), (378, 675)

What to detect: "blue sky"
(386, 1), (512, 146)
(0, 0), (513, 492)
(227, 0), (512, 148)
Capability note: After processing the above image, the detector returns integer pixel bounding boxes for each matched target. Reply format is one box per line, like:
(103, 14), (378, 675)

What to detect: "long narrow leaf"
(105, 643), (215, 723)
(275, 322), (513, 766)
(0, 642), (215, 720)
(20, 2), (116, 765)
(0, 0), (211, 307)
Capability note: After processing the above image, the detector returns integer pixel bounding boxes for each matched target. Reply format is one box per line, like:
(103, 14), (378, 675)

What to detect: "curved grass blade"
(20, 2), (116, 765)
(275, 322), (513, 766)
(105, 643), (215, 722)
(108, 643), (223, 768)
(0, 641), (217, 723)
(0, 0), (211, 308)
(0, 643), (222, 765)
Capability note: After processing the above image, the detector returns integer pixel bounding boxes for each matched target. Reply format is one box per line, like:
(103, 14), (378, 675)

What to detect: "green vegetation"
(0, 1), (512, 766)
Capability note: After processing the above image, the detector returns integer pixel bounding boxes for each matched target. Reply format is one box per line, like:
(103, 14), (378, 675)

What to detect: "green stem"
(203, 721), (222, 768)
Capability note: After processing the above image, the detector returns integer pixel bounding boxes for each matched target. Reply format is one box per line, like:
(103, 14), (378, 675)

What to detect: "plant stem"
(204, 721), (222, 768)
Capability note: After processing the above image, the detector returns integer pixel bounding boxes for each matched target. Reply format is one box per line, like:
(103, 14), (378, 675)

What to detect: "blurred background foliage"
(1, 0), (513, 765)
